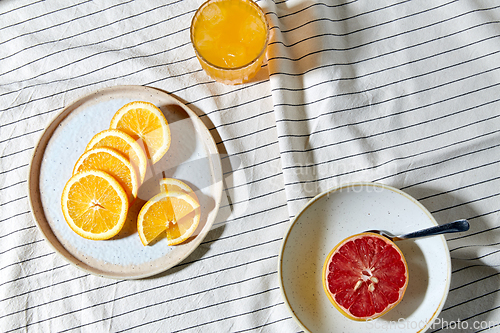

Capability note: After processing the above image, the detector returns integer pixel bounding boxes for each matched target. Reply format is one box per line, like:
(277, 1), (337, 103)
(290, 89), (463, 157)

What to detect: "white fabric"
(1, 0), (499, 332)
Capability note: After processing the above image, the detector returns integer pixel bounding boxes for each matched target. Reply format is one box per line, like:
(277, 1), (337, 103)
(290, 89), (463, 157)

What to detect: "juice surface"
(193, 0), (267, 69)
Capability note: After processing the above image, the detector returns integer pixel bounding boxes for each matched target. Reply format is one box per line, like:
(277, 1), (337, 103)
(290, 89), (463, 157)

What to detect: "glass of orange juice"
(190, 0), (269, 85)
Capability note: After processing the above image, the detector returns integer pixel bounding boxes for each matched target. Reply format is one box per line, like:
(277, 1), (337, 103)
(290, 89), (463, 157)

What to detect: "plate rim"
(27, 85), (223, 279)
(278, 181), (452, 333)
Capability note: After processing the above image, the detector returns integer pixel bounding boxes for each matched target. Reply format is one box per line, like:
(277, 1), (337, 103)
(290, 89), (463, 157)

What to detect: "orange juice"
(191, 0), (269, 84)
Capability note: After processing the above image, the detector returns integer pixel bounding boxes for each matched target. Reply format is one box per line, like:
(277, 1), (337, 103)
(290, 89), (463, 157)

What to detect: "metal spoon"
(366, 219), (470, 242)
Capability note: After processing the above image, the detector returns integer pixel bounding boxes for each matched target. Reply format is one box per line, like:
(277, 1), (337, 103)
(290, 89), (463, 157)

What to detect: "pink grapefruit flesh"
(322, 232), (409, 321)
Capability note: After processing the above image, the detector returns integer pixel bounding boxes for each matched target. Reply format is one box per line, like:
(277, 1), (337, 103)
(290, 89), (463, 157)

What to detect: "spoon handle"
(399, 219), (470, 239)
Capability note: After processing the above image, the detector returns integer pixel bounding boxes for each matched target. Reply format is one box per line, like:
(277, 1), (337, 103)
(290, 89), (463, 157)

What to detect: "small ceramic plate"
(279, 182), (451, 333)
(28, 85), (223, 279)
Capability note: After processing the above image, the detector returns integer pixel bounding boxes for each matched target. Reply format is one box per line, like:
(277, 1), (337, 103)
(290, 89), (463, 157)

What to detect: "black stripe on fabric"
(0, 225), (36, 240)
(270, 3), (497, 59)
(448, 270), (499, 291)
(203, 94), (273, 116)
(275, 51), (500, 129)
(178, 238), (283, 269)
(217, 125), (276, 143)
(274, 0), (357, 21)
(0, 239), (44, 256)
(0, 252), (54, 272)
(278, 95), (499, 156)
(272, 0), (420, 35)
(0, 195), (27, 207)
(0, 127), (44, 143)
(0, 263), (70, 288)
(283, 129), (499, 188)
(429, 305), (500, 333)
(3, 3), (486, 112)
(277, 85), (500, 155)
(1, 3), (488, 113)
(0, 165), (30, 179)
(0, 274), (87, 307)
(0, 147), (34, 159)
(219, 188), (284, 210)
(283, 133), (500, 189)
(206, 220), (288, 245)
(0, 211), (31, 224)
(222, 156), (280, 177)
(0, 0), (187, 55)
(3, 200), (286, 273)
(417, 176), (500, 203)
(220, 141), (279, 160)
(369, 141), (499, 184)
(209, 109), (274, 131)
(220, 184), (285, 208)
(431, 192), (500, 215)
(0, 180), (27, 191)
(284, 152), (500, 206)
(450, 241), (500, 254)
(431, 301), (500, 333)
(0, 0), (44, 17)
(0, 0), (92, 34)
(1, 38), (192, 89)
(184, 81), (270, 109)
(212, 203), (288, 228)
(451, 249), (500, 262)
(232, 316), (294, 333)
(269, 2), (498, 60)
(271, 31), (500, 90)
(274, 66), (500, 124)
(402, 159), (500, 192)
(224, 172), (281, 192)
(170, 302), (285, 333)
(11, 271), (278, 332)
(1, 4), (195, 81)
(8, 14), (488, 122)
(451, 264), (499, 275)
(0, 1), (134, 61)
(2, 255), (278, 320)
(116, 288), (281, 333)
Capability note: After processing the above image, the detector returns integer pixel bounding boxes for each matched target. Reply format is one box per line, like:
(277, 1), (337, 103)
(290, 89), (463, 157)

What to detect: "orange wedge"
(137, 190), (200, 246)
(109, 101), (171, 164)
(61, 170), (128, 240)
(85, 129), (148, 184)
(73, 147), (139, 202)
(159, 178), (199, 201)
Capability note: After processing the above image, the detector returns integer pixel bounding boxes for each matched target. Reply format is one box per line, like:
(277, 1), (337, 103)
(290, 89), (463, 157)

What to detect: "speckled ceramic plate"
(278, 182), (451, 333)
(28, 85), (223, 279)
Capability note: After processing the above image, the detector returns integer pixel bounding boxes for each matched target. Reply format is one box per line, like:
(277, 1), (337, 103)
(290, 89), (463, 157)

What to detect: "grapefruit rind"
(322, 232), (409, 321)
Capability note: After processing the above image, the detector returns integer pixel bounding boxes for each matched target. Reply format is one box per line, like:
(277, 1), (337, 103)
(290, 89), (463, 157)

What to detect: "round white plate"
(28, 85), (223, 279)
(279, 182), (451, 333)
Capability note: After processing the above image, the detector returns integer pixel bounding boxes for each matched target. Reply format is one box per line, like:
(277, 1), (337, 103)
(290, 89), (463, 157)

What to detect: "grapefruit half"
(322, 232), (409, 321)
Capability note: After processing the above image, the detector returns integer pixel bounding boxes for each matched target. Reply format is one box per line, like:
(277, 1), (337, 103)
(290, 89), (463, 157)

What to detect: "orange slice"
(73, 147), (139, 202)
(159, 178), (199, 201)
(61, 170), (128, 240)
(323, 232), (409, 321)
(85, 129), (148, 184)
(109, 101), (171, 164)
(137, 190), (200, 246)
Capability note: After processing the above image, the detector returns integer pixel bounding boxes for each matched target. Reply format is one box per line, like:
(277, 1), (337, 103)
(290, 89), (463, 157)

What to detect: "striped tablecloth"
(1, 0), (499, 332)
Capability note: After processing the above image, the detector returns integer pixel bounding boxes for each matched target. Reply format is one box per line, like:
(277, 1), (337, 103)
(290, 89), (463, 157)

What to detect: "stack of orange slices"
(61, 101), (200, 246)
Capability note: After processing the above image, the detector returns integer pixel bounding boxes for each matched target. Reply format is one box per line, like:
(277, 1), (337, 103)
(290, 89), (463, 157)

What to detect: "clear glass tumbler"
(190, 0), (269, 85)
